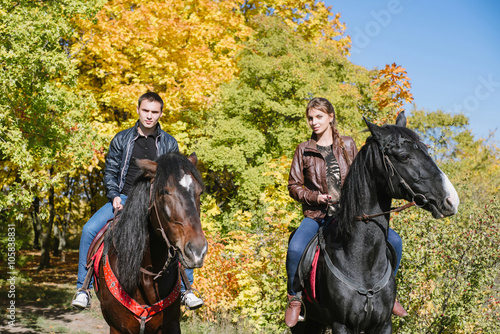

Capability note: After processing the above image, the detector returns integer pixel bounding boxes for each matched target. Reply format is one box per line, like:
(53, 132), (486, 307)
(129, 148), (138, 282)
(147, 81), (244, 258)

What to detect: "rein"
(355, 201), (415, 222)
(141, 181), (178, 280)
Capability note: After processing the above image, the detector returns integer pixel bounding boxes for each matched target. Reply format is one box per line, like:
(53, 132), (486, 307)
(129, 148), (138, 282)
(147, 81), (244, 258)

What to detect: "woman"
(284, 98), (406, 328)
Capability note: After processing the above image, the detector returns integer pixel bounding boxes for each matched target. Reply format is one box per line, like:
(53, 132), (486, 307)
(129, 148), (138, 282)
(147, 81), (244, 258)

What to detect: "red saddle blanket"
(304, 246), (321, 303)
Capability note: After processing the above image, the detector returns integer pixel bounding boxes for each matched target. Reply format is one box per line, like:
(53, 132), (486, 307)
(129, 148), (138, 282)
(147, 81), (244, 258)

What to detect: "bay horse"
(292, 113), (459, 333)
(94, 152), (207, 334)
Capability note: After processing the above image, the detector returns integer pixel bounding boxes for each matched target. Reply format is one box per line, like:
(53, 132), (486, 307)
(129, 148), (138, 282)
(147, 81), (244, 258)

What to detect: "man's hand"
(113, 196), (123, 212)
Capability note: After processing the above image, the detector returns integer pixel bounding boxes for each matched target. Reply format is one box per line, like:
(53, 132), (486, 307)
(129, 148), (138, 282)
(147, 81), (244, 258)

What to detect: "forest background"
(0, 0), (499, 333)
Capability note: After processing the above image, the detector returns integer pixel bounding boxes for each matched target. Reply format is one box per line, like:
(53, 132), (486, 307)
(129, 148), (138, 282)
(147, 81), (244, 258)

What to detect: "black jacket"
(103, 121), (179, 201)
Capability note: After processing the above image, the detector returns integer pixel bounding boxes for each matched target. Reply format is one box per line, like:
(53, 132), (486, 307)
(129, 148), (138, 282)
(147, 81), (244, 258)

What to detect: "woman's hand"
(318, 194), (332, 205)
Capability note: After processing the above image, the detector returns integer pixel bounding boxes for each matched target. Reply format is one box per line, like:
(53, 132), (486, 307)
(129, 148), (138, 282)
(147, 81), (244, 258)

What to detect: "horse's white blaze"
(440, 169), (459, 214)
(163, 203), (171, 217)
(179, 174), (193, 191)
(193, 243), (208, 265)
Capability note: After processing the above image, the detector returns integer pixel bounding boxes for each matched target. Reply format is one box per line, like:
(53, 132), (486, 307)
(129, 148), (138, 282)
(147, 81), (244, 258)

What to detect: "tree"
(72, 0), (252, 133)
(192, 16), (376, 213)
(371, 63), (414, 122)
(0, 0), (105, 268)
(241, 0), (351, 54)
(72, 0), (353, 135)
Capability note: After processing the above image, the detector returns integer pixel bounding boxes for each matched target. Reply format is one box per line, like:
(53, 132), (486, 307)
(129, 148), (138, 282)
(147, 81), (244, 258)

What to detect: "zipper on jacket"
(118, 132), (140, 191)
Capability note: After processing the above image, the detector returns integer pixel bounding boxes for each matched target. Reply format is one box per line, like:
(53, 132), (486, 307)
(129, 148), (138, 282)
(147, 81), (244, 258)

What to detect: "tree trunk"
(30, 197), (42, 249)
(38, 181), (55, 270)
(59, 213), (69, 262)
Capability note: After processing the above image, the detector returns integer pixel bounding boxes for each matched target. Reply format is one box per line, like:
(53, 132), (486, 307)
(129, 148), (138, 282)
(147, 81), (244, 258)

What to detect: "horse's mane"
(336, 125), (424, 238)
(104, 152), (204, 295)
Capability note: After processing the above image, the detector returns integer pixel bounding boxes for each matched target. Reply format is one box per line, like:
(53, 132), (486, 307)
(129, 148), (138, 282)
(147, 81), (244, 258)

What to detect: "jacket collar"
(133, 120), (162, 138)
(305, 132), (333, 153)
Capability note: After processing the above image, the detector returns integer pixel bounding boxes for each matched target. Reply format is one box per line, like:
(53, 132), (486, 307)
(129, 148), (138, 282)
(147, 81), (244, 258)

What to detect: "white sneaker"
(71, 291), (90, 309)
(181, 291), (203, 310)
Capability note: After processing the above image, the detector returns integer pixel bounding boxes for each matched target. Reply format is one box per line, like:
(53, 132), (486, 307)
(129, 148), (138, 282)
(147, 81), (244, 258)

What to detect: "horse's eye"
(399, 154), (410, 161)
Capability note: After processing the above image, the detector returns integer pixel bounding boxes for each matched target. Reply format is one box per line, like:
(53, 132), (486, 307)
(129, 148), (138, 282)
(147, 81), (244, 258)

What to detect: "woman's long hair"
(306, 98), (351, 165)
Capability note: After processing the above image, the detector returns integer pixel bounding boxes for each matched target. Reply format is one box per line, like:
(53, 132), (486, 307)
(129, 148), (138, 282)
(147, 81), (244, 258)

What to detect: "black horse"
(95, 152), (207, 334)
(292, 113), (459, 333)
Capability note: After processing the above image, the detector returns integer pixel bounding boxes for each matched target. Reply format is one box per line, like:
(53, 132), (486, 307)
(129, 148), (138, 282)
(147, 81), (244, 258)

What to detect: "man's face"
(137, 100), (163, 131)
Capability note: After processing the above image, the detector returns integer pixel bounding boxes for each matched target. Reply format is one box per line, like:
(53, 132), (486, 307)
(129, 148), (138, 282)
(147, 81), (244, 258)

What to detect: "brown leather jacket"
(288, 134), (358, 220)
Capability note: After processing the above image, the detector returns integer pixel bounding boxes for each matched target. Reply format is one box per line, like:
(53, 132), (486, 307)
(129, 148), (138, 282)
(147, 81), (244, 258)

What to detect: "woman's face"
(307, 108), (334, 136)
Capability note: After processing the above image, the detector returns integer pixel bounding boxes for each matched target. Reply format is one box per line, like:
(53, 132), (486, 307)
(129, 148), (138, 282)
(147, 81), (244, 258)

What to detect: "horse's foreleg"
(368, 320), (392, 334)
(109, 327), (121, 334)
(291, 318), (324, 334)
(158, 321), (181, 334)
(330, 322), (355, 334)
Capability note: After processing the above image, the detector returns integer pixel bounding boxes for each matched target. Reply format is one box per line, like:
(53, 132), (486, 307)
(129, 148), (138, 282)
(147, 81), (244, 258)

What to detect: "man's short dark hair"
(138, 92), (164, 110)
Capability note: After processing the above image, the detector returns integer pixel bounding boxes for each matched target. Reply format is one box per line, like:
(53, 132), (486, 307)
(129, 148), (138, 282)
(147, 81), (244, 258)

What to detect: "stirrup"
(182, 288), (204, 310)
(71, 289), (92, 309)
(288, 293), (306, 322)
(295, 297), (306, 322)
(182, 287), (204, 302)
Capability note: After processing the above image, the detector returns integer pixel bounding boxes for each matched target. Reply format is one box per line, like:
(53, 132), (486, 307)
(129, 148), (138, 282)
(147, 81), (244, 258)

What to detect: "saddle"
(86, 218), (114, 267)
(295, 224), (397, 303)
(80, 217), (117, 292)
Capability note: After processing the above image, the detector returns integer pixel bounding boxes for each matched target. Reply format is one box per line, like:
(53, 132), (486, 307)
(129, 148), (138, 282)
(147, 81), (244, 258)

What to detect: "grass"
(180, 313), (256, 334)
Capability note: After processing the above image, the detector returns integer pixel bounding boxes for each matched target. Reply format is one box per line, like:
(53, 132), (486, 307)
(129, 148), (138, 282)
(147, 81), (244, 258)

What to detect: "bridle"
(139, 180), (178, 280)
(355, 135), (428, 222)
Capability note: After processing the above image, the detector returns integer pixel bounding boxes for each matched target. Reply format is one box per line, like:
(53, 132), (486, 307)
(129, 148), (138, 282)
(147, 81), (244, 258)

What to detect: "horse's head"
(364, 112), (459, 218)
(136, 152), (207, 268)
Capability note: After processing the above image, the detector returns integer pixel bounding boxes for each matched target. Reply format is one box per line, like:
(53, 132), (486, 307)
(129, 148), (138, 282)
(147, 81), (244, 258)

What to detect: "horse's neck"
(144, 228), (169, 271)
(327, 188), (392, 276)
(137, 230), (178, 303)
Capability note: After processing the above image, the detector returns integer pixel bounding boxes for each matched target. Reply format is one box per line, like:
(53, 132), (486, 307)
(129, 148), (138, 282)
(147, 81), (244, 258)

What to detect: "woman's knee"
(388, 228), (403, 253)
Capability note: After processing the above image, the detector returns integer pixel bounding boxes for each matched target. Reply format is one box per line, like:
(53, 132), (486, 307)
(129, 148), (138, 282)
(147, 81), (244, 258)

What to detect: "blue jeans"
(181, 268), (194, 293)
(77, 194), (127, 289)
(388, 228), (403, 276)
(286, 217), (403, 295)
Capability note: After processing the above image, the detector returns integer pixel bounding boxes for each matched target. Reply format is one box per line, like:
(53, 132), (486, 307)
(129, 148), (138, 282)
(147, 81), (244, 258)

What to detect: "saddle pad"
(86, 218), (113, 265)
(296, 231), (320, 291)
(91, 243), (105, 292)
(309, 246), (321, 302)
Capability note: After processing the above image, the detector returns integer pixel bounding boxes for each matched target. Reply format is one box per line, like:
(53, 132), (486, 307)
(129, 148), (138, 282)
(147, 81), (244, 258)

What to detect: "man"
(71, 92), (203, 310)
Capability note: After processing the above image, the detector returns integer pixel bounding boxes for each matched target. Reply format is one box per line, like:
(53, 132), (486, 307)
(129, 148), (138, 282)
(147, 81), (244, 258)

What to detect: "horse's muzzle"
(182, 240), (208, 268)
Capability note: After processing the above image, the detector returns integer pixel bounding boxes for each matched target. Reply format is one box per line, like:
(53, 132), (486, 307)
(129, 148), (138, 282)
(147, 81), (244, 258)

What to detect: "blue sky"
(326, 0), (500, 143)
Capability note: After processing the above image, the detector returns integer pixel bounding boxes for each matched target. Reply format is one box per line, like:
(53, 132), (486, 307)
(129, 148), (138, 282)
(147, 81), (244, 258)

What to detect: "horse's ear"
(363, 117), (391, 143)
(395, 111), (407, 127)
(187, 152), (198, 167)
(135, 159), (158, 179)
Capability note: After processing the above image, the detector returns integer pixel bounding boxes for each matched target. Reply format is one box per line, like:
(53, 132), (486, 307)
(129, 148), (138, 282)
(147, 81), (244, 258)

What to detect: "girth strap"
(318, 228), (392, 323)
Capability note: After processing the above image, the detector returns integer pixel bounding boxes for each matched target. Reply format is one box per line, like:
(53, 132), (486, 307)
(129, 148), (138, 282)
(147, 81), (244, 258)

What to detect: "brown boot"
(393, 299), (408, 317)
(284, 294), (302, 327)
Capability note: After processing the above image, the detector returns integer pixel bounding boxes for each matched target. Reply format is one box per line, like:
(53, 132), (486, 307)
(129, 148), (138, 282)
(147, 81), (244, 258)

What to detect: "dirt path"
(1, 251), (109, 334)
(2, 301), (108, 334)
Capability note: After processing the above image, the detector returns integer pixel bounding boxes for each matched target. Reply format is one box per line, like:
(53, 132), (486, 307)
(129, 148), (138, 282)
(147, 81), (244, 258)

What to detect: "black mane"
(104, 152), (204, 295)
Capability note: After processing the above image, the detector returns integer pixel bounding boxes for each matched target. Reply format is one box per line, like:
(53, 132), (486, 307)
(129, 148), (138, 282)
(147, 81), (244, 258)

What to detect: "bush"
(392, 197), (500, 333)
